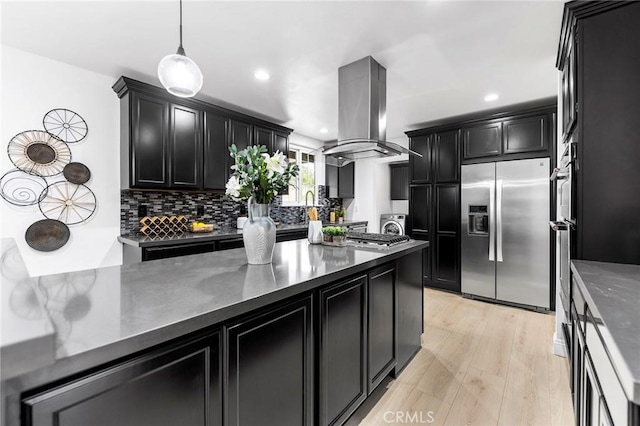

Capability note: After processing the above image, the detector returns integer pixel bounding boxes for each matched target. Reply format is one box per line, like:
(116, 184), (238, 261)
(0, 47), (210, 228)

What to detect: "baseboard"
(553, 331), (568, 357)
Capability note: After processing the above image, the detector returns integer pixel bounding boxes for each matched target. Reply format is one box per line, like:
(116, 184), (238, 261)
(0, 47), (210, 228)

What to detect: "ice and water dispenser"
(468, 205), (489, 235)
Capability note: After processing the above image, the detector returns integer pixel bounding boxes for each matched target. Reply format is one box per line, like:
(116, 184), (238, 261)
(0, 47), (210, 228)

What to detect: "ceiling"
(1, 1), (564, 142)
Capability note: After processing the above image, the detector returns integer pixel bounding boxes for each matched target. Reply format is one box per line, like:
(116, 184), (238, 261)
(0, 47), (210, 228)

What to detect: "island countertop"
(2, 238), (426, 395)
(571, 260), (640, 404)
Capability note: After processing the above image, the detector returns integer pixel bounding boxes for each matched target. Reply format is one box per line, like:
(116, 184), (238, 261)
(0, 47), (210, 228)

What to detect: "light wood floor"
(360, 288), (575, 426)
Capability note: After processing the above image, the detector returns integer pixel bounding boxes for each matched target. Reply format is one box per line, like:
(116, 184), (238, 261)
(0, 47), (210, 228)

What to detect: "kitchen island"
(1, 238), (426, 426)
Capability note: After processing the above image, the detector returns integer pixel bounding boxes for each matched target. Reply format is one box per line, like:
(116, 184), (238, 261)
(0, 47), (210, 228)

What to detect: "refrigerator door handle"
(496, 179), (503, 262)
(489, 179), (495, 261)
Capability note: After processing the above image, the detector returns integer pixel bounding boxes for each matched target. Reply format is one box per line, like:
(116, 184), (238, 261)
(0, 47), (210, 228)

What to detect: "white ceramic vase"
(242, 196), (276, 264)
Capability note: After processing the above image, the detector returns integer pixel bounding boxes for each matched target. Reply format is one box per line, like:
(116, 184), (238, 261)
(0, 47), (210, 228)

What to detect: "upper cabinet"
(389, 162), (408, 200)
(325, 161), (355, 199)
(170, 104), (203, 189)
(560, 27), (577, 142)
(409, 134), (432, 183)
(462, 122), (501, 159)
(434, 130), (460, 182)
(129, 92), (170, 188)
(460, 110), (554, 164)
(113, 77), (291, 191)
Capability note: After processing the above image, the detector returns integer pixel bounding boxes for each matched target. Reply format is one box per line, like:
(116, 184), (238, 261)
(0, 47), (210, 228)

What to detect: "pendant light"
(157, 0), (203, 98)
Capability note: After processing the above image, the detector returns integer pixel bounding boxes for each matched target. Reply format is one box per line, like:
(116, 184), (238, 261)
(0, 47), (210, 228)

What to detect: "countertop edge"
(570, 260), (640, 405)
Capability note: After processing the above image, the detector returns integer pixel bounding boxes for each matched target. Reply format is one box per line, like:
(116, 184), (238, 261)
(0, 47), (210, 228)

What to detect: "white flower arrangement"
(225, 144), (299, 204)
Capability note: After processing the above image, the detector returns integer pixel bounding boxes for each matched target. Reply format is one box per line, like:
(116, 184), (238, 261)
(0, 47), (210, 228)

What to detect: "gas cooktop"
(346, 231), (411, 247)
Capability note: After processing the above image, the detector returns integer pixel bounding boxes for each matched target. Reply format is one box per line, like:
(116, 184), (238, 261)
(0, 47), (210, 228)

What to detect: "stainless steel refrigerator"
(461, 158), (550, 310)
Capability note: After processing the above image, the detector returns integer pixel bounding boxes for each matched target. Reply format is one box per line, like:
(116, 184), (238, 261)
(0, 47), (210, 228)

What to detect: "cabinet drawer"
(142, 242), (215, 261)
(23, 334), (221, 426)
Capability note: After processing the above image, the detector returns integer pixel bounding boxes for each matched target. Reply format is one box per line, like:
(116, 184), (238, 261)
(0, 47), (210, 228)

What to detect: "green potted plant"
(322, 226), (348, 246)
(337, 207), (345, 224)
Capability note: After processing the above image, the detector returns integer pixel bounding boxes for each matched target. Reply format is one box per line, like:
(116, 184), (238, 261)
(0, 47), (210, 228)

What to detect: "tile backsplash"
(120, 185), (342, 234)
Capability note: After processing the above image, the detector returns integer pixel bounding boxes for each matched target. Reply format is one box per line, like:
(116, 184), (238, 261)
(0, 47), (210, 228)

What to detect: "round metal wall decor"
(43, 109), (88, 143)
(0, 169), (48, 206)
(8, 130), (71, 177)
(38, 181), (96, 225)
(63, 162), (91, 185)
(25, 219), (70, 252)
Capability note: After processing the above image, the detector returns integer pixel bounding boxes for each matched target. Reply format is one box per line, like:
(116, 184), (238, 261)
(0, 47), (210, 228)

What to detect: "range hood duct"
(322, 56), (422, 166)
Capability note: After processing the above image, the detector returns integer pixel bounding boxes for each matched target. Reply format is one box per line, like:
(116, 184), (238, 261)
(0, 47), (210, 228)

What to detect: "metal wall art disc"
(0, 169), (48, 206)
(38, 181), (96, 225)
(63, 162), (91, 185)
(8, 130), (71, 177)
(43, 109), (88, 143)
(25, 219), (70, 252)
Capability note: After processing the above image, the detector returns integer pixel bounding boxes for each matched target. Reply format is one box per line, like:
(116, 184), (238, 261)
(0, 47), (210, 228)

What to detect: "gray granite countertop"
(119, 220), (369, 247)
(0, 239), (55, 380)
(571, 260), (640, 404)
(2, 238), (425, 393)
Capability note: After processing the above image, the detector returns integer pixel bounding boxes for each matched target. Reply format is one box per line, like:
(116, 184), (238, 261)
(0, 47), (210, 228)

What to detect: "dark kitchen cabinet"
(142, 241), (215, 262)
(409, 185), (430, 243)
(224, 295), (313, 426)
(502, 114), (550, 155)
(462, 122), (502, 160)
(561, 27), (577, 141)
(319, 275), (367, 426)
(433, 185), (459, 291)
(254, 127), (289, 156)
(228, 120), (252, 152)
(338, 162), (355, 198)
(276, 230), (307, 242)
(203, 112), (229, 190)
(434, 130), (460, 182)
(254, 126), (273, 149)
(367, 265), (395, 394)
(170, 103), (203, 189)
(389, 162), (408, 200)
(113, 77), (292, 191)
(557, 2), (640, 265)
(128, 92), (170, 188)
(326, 164), (339, 198)
(326, 162), (355, 199)
(273, 131), (289, 155)
(22, 333), (222, 426)
(395, 249), (424, 373)
(409, 134), (432, 183)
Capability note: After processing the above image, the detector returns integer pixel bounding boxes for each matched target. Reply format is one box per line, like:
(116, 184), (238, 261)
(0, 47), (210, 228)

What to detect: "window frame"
(281, 145), (316, 207)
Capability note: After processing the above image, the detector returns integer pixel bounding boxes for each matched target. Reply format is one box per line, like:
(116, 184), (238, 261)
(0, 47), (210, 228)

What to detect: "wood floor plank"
(499, 352), (552, 426)
(548, 353), (575, 426)
(444, 366), (506, 426)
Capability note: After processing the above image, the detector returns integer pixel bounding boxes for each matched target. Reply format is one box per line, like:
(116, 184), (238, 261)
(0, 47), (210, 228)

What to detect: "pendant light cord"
(179, 0), (183, 48)
(177, 0), (186, 55)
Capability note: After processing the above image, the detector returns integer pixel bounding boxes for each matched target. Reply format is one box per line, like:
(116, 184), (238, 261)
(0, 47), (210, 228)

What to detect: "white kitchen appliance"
(380, 214), (406, 235)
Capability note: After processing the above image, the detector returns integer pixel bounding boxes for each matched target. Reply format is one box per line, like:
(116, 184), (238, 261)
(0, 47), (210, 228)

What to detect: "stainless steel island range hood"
(322, 56), (422, 166)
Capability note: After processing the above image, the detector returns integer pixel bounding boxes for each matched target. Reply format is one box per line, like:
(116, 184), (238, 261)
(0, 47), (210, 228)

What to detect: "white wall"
(347, 136), (409, 233)
(1, 46), (121, 277)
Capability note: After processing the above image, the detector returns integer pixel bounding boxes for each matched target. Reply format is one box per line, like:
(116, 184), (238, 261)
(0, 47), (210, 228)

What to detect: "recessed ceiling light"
(484, 93), (499, 102)
(320, 128), (328, 134)
(254, 70), (270, 81)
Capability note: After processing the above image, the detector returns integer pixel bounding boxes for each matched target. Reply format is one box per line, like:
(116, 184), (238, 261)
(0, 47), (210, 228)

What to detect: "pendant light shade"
(157, 0), (203, 98)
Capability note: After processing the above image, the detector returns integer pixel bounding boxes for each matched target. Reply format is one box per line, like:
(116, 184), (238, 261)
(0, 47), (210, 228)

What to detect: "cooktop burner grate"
(347, 231), (411, 247)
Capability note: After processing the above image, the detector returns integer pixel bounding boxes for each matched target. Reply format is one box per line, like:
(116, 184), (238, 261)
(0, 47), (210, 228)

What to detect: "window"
(281, 146), (315, 206)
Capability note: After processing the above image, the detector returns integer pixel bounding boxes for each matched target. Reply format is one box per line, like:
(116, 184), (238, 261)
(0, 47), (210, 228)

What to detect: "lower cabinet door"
(368, 265), (396, 393)
(22, 333), (222, 426)
(224, 295), (313, 426)
(319, 275), (368, 426)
